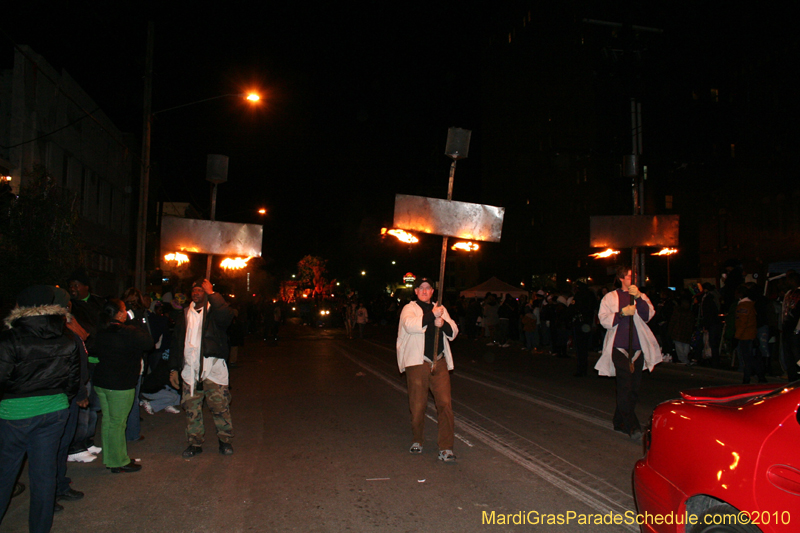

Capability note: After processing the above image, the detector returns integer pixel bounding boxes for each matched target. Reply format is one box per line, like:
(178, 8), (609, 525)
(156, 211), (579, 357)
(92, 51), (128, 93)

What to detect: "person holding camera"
(92, 299), (154, 473)
(121, 287), (151, 441)
(169, 279), (234, 458)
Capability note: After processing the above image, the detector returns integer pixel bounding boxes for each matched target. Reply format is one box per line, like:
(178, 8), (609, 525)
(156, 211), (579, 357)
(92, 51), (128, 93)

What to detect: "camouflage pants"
(181, 379), (233, 445)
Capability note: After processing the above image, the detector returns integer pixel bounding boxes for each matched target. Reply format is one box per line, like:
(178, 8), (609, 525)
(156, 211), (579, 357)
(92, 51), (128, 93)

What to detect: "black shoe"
(108, 461), (142, 473)
(219, 441), (234, 455)
(11, 482), (25, 498)
(54, 503), (64, 513)
(182, 445), (203, 458)
(56, 488), (84, 501)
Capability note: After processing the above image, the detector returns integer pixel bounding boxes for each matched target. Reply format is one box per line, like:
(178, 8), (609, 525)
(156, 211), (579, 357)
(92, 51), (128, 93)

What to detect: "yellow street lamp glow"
(220, 257), (252, 270)
(164, 252), (189, 266)
(246, 93), (260, 102)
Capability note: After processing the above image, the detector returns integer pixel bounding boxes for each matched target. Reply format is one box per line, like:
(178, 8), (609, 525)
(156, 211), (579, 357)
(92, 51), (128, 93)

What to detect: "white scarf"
(181, 302), (205, 396)
(180, 301), (229, 395)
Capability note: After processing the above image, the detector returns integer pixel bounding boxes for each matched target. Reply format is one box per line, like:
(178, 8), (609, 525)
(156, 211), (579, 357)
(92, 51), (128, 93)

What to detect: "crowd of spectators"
(0, 268), (240, 531)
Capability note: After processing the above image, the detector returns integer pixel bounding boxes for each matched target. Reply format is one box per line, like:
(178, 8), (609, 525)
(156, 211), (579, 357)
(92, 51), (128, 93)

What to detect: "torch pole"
(205, 182), (218, 279)
(431, 160), (457, 372)
(628, 248), (637, 373)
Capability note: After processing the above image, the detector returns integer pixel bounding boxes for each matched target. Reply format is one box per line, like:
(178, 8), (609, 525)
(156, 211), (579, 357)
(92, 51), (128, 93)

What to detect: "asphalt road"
(2, 320), (772, 533)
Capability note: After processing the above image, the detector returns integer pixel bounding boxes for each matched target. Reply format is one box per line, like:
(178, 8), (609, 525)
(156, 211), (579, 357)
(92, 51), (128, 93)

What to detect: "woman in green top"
(0, 285), (80, 533)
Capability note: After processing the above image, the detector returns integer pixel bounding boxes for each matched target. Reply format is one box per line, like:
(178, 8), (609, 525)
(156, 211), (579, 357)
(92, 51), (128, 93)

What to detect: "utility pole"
(135, 21), (154, 291)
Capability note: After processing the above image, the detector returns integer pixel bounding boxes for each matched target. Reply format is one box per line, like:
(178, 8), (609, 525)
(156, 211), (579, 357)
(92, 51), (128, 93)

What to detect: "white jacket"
(396, 301), (458, 373)
(595, 290), (661, 377)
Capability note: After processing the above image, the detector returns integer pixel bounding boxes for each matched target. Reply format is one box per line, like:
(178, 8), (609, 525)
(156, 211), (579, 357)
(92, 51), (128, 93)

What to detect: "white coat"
(595, 289), (661, 377)
(396, 301), (458, 373)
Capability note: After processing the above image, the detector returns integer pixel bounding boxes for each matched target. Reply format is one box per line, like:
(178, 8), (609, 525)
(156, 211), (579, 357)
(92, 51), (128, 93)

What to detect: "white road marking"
(335, 344), (638, 531)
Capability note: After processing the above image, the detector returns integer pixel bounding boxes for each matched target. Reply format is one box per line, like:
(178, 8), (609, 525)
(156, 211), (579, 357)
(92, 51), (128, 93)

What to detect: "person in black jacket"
(169, 279), (234, 458)
(0, 285), (80, 533)
(91, 299), (154, 473)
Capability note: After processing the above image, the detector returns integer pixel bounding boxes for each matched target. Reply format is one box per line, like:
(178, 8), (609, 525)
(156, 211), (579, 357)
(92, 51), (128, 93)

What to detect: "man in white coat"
(396, 278), (459, 462)
(596, 266), (661, 440)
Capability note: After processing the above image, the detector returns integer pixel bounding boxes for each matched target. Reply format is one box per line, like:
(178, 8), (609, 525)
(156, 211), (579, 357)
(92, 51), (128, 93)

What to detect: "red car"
(633, 382), (800, 533)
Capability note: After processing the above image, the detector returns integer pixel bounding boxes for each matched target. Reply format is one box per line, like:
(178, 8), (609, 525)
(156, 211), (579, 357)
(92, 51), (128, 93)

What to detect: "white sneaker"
(140, 399), (154, 415)
(87, 445), (102, 455)
(164, 405), (181, 414)
(67, 451), (97, 463)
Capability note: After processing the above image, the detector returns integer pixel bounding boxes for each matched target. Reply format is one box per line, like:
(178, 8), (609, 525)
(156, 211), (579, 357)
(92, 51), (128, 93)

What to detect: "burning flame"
(220, 257), (252, 270)
(652, 248), (678, 256)
(381, 228), (419, 244)
(164, 252), (189, 266)
(589, 248), (620, 258)
(451, 241), (479, 252)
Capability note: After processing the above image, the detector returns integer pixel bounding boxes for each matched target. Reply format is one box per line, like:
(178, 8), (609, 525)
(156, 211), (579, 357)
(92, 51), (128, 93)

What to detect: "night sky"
(4, 1), (795, 286)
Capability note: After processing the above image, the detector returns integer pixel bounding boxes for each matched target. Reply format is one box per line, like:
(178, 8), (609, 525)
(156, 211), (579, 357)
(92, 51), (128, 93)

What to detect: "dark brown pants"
(405, 358), (454, 451)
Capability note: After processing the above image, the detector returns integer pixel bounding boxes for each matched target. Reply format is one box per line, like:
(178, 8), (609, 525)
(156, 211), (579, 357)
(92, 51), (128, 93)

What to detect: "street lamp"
(151, 92), (260, 116)
(134, 83), (262, 290)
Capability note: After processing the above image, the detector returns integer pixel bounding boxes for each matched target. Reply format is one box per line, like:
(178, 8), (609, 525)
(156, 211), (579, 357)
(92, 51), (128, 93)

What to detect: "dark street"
(1, 320), (762, 533)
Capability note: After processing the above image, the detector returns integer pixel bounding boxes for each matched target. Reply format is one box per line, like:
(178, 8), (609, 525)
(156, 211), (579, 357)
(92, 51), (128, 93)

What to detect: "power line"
(0, 107), (100, 149)
(0, 30), (141, 164)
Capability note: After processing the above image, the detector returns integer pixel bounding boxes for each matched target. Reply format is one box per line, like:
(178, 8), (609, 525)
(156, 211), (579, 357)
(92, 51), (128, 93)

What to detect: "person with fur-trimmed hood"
(0, 285), (80, 533)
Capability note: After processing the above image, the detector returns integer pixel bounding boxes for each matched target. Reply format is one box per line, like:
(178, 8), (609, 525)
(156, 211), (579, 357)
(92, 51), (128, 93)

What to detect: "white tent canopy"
(460, 277), (528, 299)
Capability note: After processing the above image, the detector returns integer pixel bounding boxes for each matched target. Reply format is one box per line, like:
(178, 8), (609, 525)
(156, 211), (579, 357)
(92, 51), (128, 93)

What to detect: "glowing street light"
(136, 80), (264, 289)
(258, 208), (267, 215)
